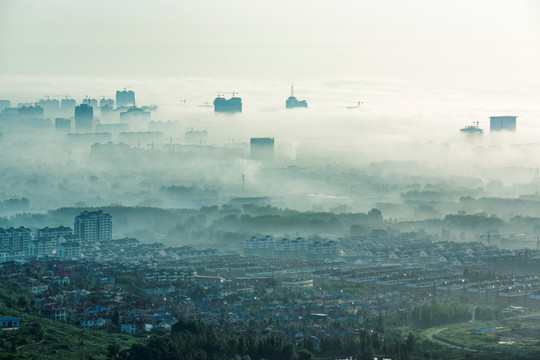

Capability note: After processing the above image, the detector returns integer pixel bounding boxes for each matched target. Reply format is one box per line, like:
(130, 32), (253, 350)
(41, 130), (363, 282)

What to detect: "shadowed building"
(0, 100), (10, 111)
(119, 108), (151, 131)
(460, 121), (483, 135)
(250, 137), (274, 161)
(490, 116), (516, 132)
(285, 84), (308, 109)
(100, 104), (117, 122)
(74, 210), (112, 242)
(74, 104), (94, 131)
(18, 106), (43, 119)
(36, 97), (60, 118)
(116, 89), (136, 108)
(61, 98), (76, 117)
(214, 94), (242, 113)
(0, 106), (49, 131)
(82, 98), (98, 108)
(0, 227), (32, 255)
(55, 118), (71, 131)
(100, 98), (114, 108)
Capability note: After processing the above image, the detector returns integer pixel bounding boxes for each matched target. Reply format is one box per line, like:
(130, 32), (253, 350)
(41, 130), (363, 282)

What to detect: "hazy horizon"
(1, 0), (539, 85)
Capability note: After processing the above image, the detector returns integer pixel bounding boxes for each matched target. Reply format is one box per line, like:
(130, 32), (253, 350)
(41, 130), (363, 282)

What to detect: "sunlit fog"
(1, 2), (540, 359)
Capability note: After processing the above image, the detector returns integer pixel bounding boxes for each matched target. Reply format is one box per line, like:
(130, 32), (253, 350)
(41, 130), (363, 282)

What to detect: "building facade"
(490, 116), (517, 132)
(74, 210), (112, 242)
(244, 235), (275, 257)
(74, 104), (94, 131)
(0, 227), (32, 255)
(116, 89), (136, 108)
(250, 137), (274, 162)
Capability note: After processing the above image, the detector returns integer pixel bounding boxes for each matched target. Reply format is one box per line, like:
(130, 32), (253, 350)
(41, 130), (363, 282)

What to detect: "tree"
(298, 349), (313, 360)
(112, 310), (120, 327)
(368, 208), (383, 221)
(107, 342), (120, 358)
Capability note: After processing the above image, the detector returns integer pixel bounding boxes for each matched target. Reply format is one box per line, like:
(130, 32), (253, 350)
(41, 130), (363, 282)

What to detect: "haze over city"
(1, 1), (540, 359)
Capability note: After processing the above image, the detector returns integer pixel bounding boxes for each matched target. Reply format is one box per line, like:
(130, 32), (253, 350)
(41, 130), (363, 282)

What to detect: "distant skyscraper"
(119, 107), (150, 131)
(55, 118), (71, 131)
(214, 94), (242, 113)
(18, 106), (43, 119)
(82, 98), (98, 108)
(74, 104), (94, 131)
(100, 104), (116, 122)
(285, 84), (308, 109)
(116, 89), (136, 108)
(490, 116), (517, 132)
(0, 227), (32, 254)
(61, 98), (76, 116)
(100, 98), (114, 108)
(36, 97), (60, 118)
(0, 100), (10, 111)
(74, 210), (112, 242)
(250, 137), (274, 161)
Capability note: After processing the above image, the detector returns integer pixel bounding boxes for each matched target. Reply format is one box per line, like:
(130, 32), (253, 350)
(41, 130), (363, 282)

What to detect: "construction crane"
(345, 100), (363, 109)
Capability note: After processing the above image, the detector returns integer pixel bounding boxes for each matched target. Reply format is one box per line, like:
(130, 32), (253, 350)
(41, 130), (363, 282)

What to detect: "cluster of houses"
(3, 225), (540, 338)
(0, 210), (111, 263)
(244, 236), (339, 259)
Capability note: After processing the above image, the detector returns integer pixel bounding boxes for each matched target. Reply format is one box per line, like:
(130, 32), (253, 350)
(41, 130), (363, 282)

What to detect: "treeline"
(0, 197), (30, 213)
(389, 296), (473, 329)
(318, 330), (415, 360)
(393, 296), (504, 329)
(411, 297), (472, 327)
(0, 205), (385, 244)
(128, 319), (312, 360)
(126, 319), (417, 360)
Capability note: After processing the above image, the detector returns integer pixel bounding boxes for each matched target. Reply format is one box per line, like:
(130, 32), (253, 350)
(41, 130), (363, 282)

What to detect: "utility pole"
(242, 175), (245, 194)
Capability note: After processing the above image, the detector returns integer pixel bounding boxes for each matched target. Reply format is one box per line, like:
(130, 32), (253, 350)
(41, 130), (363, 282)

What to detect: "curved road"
(426, 327), (473, 351)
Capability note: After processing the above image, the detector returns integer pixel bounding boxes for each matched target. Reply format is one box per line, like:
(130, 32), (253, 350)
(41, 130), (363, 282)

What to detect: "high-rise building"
(214, 94), (242, 113)
(116, 89), (136, 108)
(250, 137), (274, 161)
(0, 227), (32, 254)
(55, 118), (71, 131)
(285, 84), (308, 109)
(100, 98), (114, 108)
(36, 97), (60, 118)
(74, 104), (94, 131)
(18, 106), (43, 119)
(82, 98), (98, 108)
(74, 210), (112, 242)
(0, 100), (10, 111)
(61, 98), (76, 117)
(119, 108), (150, 122)
(119, 108), (150, 131)
(490, 116), (517, 132)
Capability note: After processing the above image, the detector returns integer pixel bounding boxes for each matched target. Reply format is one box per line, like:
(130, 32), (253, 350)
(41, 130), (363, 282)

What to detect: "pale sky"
(1, 0), (539, 87)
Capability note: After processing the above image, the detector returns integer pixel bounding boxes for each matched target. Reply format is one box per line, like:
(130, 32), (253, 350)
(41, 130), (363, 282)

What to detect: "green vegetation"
(429, 320), (540, 356)
(128, 319), (418, 360)
(0, 279), (138, 360)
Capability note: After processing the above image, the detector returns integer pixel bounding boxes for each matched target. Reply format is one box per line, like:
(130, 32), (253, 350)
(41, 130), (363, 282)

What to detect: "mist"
(4, 2), (540, 359)
(1, 75), (540, 224)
